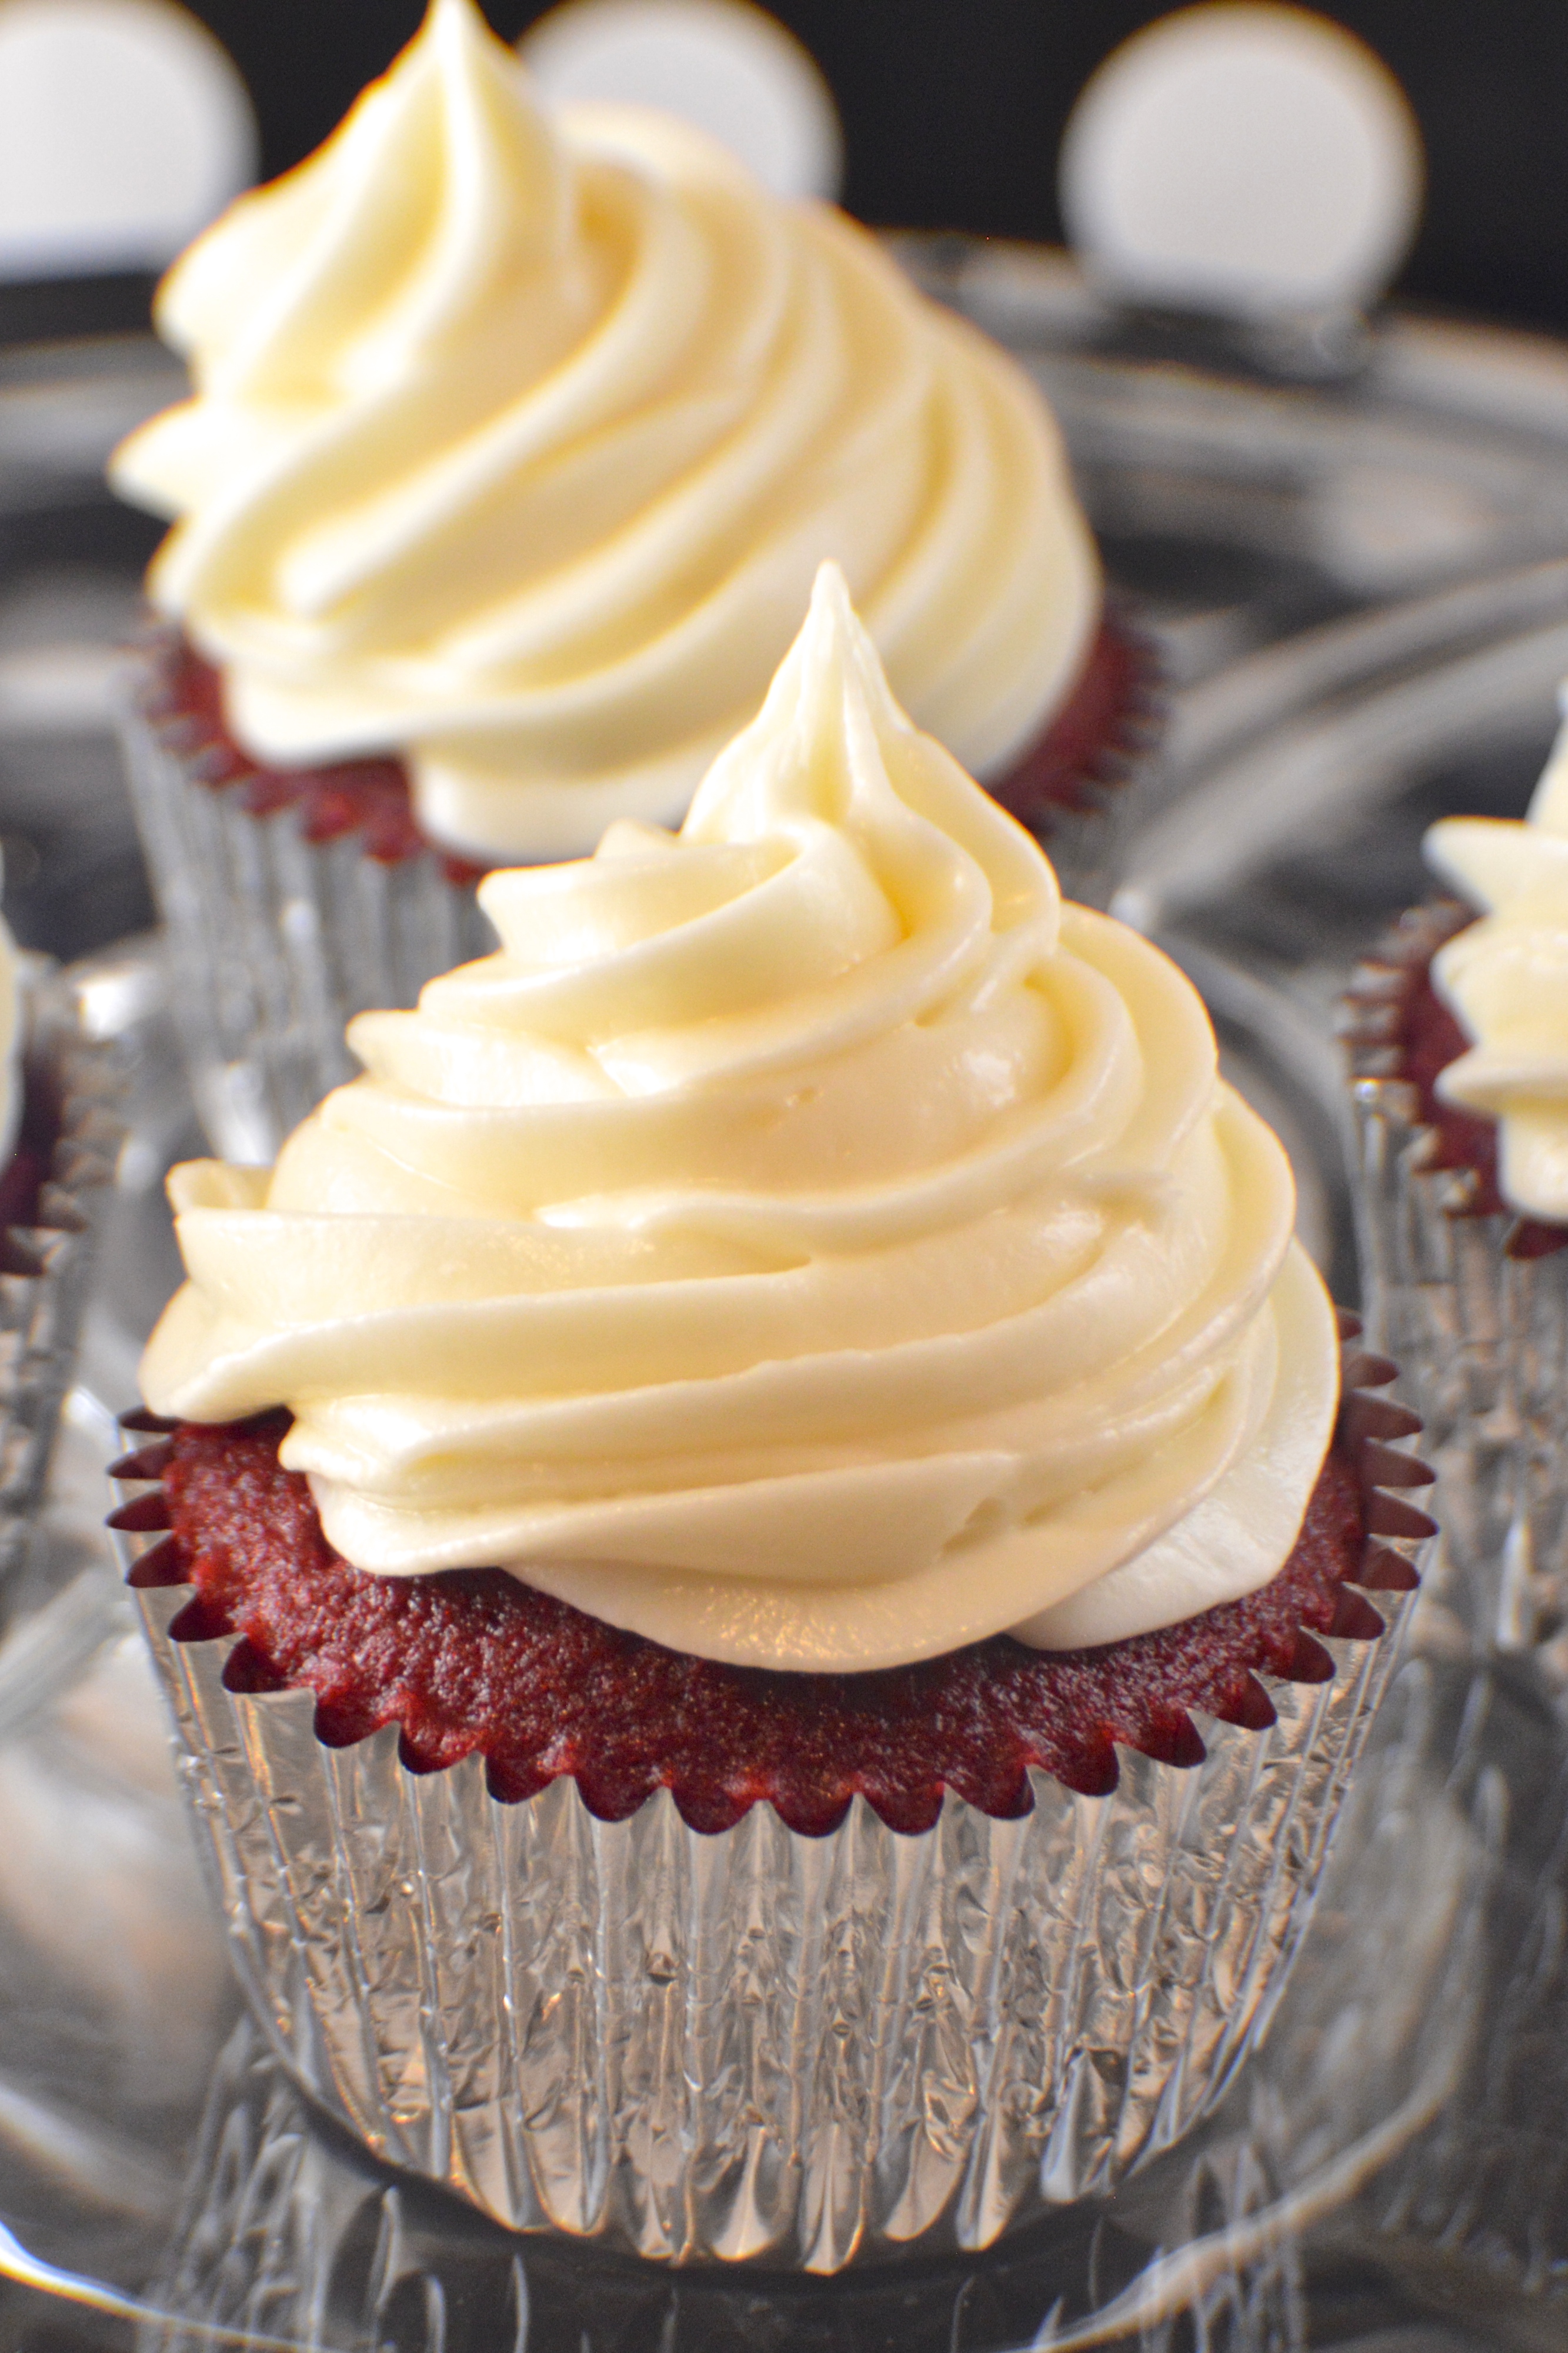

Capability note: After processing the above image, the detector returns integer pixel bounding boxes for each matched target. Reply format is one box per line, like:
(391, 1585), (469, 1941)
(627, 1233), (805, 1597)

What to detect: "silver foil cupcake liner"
(135, 1654), (1478, 2350)
(1343, 908), (1568, 1659)
(118, 652), (495, 1164)
(111, 1358), (1426, 2274)
(118, 624), (1163, 1161)
(0, 974), (123, 1579)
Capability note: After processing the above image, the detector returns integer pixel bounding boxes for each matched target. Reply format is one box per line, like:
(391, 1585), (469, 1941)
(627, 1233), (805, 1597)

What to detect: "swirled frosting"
(109, 0), (1099, 863)
(1426, 708), (1568, 1222)
(142, 566), (1335, 1671)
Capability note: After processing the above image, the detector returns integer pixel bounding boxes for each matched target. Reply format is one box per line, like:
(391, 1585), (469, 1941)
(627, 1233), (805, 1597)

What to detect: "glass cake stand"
(3, 252), (1568, 2348)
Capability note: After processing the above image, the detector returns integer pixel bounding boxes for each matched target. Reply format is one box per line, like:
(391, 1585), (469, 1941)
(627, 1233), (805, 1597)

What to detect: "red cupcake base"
(1343, 901), (1568, 1261)
(112, 1321), (1429, 1837)
(0, 1054), (64, 1263)
(986, 614), (1161, 829)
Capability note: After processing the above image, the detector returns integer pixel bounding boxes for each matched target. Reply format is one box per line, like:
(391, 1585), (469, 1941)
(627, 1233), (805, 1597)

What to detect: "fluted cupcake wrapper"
(1343, 913), (1568, 1659)
(118, 675), (495, 1164)
(135, 1644), (1482, 2352)
(0, 978), (123, 1580)
(110, 1356), (1425, 2274)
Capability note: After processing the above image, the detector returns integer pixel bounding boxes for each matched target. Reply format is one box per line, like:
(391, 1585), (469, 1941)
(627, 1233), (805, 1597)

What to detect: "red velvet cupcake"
(0, 938), (122, 1569)
(1343, 744), (1568, 1657)
(112, 575), (1422, 2268)
(109, 0), (1157, 1161)
(110, 1341), (1426, 2271)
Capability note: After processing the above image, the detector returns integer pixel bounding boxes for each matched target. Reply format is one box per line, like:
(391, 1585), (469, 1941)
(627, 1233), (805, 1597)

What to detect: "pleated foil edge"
(0, 978), (122, 1577)
(1343, 920), (1568, 1657)
(117, 675), (496, 1164)
(112, 1452), (1423, 2270)
(1010, 608), (1168, 917)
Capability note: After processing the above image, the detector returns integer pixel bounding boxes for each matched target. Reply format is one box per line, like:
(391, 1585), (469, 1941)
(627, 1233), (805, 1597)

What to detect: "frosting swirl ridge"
(1426, 705), (1568, 1222)
(142, 566), (1335, 1670)
(109, 0), (1098, 861)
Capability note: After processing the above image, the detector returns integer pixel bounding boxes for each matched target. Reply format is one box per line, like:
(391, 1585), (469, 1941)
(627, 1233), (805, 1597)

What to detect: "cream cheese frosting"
(1425, 708), (1568, 1224)
(142, 566), (1336, 1671)
(109, 0), (1099, 864)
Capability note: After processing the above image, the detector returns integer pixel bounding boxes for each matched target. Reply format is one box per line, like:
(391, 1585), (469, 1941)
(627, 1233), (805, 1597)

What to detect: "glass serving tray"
(3, 252), (1568, 2348)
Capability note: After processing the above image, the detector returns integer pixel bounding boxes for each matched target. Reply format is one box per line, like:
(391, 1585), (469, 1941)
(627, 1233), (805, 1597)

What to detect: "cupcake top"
(110, 0), (1099, 863)
(142, 566), (1335, 1672)
(1426, 711), (1568, 1225)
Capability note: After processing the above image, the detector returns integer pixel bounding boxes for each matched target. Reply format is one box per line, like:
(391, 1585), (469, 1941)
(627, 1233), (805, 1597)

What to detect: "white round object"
(521, 0), (842, 201)
(1060, 3), (1424, 320)
(0, 0), (256, 281)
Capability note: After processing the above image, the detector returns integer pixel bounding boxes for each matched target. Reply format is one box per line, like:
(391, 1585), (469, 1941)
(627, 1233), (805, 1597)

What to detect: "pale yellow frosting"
(109, 0), (1099, 863)
(142, 567), (1335, 1670)
(1426, 709), (1568, 1223)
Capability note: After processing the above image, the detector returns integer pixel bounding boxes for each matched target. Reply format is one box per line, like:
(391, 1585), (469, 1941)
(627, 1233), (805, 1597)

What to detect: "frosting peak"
(161, 0), (592, 418)
(110, 0), (1097, 860)
(1425, 709), (1568, 1221)
(142, 569), (1335, 1671)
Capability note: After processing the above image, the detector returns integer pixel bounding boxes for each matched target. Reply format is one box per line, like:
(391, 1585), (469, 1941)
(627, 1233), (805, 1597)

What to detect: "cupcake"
(109, 0), (1156, 1161)
(1343, 710), (1568, 1658)
(111, 570), (1422, 2269)
(0, 911), (124, 1579)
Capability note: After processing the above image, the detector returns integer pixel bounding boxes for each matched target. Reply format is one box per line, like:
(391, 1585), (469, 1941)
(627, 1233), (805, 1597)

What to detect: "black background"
(176, 1), (1568, 336)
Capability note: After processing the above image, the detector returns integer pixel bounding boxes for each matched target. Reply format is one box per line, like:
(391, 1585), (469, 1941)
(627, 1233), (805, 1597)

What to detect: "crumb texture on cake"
(111, 1401), (1412, 1838)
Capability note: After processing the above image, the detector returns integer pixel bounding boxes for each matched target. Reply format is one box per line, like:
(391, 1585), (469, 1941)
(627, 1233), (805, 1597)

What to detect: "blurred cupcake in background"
(109, 0), (1157, 1160)
(1343, 704), (1568, 1660)
(114, 570), (1417, 2269)
(0, 896), (122, 1589)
